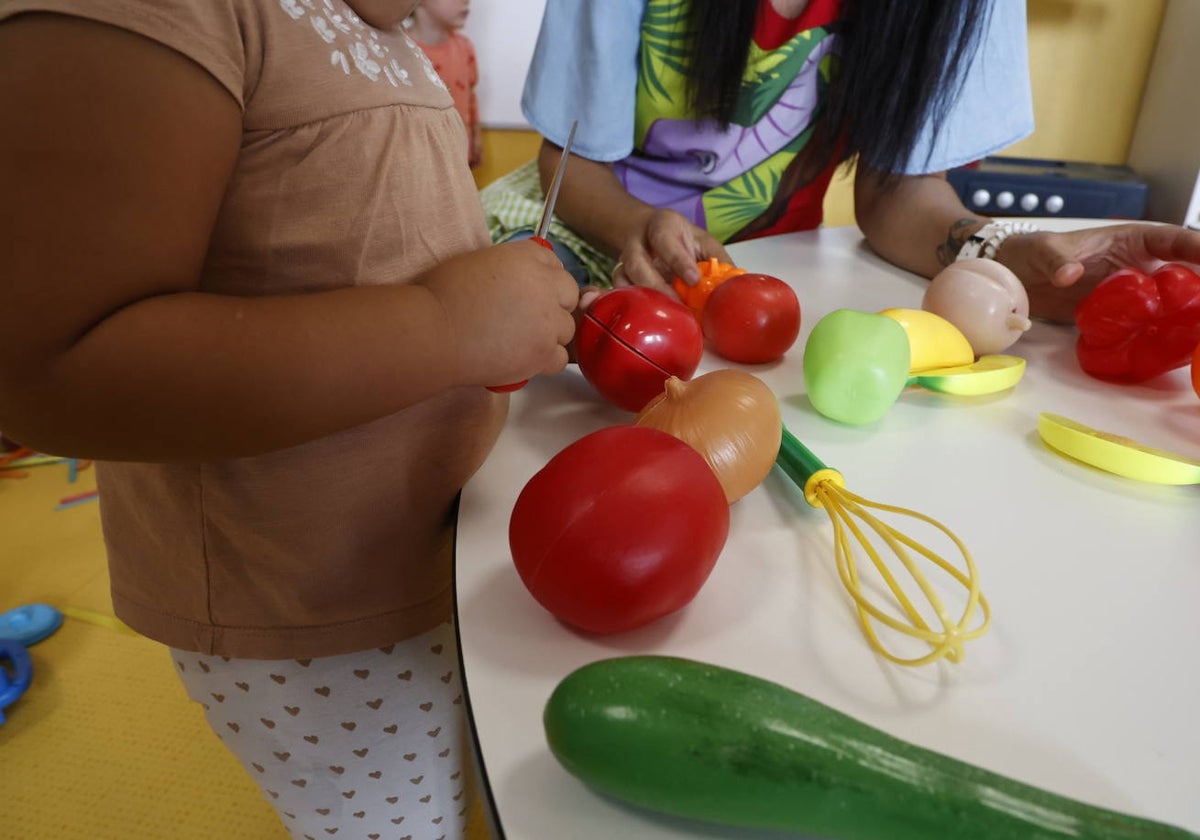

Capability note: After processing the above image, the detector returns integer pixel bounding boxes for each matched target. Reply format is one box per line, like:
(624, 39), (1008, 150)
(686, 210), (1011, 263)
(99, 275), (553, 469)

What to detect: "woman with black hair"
(483, 0), (1200, 324)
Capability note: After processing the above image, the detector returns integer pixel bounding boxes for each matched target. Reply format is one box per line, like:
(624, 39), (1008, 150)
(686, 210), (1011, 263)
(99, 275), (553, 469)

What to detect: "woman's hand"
(995, 223), (1200, 324)
(537, 143), (731, 297)
(610, 209), (733, 297)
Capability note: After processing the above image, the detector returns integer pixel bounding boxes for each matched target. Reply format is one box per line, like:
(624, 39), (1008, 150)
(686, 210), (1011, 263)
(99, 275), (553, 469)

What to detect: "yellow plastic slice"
(1037, 413), (1200, 485)
(911, 355), (1026, 396)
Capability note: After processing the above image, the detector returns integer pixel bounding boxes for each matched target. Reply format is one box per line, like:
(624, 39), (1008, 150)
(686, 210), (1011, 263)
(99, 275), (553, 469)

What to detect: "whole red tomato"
(702, 273), (801, 364)
(1193, 341), (1200, 399)
(575, 287), (704, 412)
(1075, 263), (1200, 383)
(509, 426), (729, 635)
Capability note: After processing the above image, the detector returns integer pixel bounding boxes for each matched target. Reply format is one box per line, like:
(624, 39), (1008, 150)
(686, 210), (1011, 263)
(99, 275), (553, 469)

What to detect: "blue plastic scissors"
(0, 640), (32, 725)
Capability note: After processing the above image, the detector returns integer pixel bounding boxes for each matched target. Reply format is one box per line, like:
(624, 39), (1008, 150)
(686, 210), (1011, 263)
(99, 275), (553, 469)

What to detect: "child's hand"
(563, 285), (607, 365)
(419, 240), (580, 388)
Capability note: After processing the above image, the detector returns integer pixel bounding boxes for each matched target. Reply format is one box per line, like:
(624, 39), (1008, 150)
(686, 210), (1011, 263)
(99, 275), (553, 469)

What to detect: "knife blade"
(532, 120), (578, 249)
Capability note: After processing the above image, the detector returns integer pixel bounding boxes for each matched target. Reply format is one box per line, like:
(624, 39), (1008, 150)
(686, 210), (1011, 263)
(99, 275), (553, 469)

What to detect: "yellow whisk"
(775, 425), (990, 667)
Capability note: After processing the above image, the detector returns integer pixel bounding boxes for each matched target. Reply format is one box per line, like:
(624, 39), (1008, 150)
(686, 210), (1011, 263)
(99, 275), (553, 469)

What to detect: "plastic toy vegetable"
(1038, 413), (1200, 485)
(635, 371), (782, 504)
(575, 287), (704, 412)
(923, 258), (1032, 355)
(701, 273), (801, 364)
(803, 309), (911, 425)
(1194, 341), (1200, 399)
(671, 257), (745, 318)
(1074, 263), (1200, 383)
(879, 307), (976, 372)
(909, 355), (1026, 396)
(509, 426), (729, 635)
(544, 655), (1199, 840)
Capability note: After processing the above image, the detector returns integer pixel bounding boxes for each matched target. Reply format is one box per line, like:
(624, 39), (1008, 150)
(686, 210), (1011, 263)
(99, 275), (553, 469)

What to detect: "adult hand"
(995, 223), (1200, 325)
(611, 208), (733, 297)
(419, 239), (580, 388)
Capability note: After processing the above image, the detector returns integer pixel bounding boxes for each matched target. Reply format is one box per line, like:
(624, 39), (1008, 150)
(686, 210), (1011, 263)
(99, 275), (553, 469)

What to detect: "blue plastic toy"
(0, 640), (33, 724)
(0, 603), (63, 646)
(0, 604), (63, 725)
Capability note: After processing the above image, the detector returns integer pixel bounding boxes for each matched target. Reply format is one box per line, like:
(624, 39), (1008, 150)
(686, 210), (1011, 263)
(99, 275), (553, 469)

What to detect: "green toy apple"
(803, 310), (912, 425)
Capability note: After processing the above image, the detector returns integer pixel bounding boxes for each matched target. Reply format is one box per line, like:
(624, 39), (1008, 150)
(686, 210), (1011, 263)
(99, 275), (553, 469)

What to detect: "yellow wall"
(1013, 0), (1164, 164)
(826, 0), (1167, 226)
(477, 0), (1166, 227)
(472, 129), (543, 190)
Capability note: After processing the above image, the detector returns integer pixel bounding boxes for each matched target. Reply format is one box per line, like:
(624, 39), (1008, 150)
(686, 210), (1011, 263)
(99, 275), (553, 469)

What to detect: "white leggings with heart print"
(172, 620), (472, 840)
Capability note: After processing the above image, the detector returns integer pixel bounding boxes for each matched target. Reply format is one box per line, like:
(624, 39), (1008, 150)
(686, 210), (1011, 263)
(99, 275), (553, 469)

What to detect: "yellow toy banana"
(879, 308), (976, 373)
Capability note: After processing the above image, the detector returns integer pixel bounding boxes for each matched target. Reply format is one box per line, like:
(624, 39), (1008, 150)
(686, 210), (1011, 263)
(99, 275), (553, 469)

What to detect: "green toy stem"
(775, 426), (825, 485)
(775, 426), (847, 509)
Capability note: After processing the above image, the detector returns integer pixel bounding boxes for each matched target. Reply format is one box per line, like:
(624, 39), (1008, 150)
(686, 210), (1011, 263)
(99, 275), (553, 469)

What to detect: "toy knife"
(531, 120), (577, 250)
(488, 120), (578, 393)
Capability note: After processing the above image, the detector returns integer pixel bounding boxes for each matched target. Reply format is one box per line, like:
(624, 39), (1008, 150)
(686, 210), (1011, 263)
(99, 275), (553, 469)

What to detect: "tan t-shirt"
(0, 0), (504, 658)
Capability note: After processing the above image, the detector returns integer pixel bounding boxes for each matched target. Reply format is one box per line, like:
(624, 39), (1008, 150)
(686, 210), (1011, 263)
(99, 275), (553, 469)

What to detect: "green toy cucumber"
(543, 656), (1195, 840)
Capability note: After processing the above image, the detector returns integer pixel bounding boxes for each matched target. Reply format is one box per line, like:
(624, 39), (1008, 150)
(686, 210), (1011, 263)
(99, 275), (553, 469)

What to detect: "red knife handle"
(485, 380), (528, 393)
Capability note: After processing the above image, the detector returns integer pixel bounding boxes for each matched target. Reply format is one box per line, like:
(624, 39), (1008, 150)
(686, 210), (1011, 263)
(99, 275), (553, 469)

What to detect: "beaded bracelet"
(956, 220), (1041, 261)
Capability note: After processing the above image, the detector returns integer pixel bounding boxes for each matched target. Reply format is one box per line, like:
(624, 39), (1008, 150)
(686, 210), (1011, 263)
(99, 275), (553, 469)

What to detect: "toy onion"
(635, 370), (782, 504)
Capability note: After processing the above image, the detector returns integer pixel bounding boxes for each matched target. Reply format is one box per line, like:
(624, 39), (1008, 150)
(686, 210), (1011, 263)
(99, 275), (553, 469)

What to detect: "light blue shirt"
(521, 0), (1033, 174)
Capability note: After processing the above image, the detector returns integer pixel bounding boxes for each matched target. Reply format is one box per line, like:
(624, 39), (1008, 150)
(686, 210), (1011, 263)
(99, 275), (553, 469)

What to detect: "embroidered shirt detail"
(276, 0), (447, 90)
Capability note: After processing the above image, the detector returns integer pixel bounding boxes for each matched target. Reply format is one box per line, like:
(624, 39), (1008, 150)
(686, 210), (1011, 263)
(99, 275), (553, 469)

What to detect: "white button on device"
(971, 189), (991, 208)
(1020, 193), (1039, 212)
(1045, 195), (1064, 213)
(996, 191), (1015, 209)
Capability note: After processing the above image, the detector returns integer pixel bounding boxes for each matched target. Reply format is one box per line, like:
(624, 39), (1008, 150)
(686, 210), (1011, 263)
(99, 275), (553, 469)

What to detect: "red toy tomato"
(702, 273), (801, 364)
(1193, 341), (1200, 399)
(575, 287), (705, 412)
(1075, 263), (1200, 383)
(509, 426), (729, 635)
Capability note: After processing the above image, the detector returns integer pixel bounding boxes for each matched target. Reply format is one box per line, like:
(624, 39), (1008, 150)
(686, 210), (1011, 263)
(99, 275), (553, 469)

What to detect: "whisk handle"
(776, 426), (844, 508)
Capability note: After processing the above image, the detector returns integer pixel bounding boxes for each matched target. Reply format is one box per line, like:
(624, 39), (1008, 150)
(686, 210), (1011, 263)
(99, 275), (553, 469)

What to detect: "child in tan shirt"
(0, 1), (578, 836)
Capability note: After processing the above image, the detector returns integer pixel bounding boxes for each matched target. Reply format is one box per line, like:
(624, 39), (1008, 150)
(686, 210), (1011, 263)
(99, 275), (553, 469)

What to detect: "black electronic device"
(946, 156), (1148, 220)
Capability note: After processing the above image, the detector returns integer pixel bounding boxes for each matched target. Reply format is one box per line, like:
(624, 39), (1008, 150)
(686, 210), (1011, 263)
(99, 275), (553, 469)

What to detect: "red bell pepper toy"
(1074, 263), (1200, 383)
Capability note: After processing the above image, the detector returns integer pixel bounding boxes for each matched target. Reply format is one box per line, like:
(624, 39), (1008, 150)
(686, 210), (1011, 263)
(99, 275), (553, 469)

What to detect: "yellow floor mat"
(1, 461), (491, 839)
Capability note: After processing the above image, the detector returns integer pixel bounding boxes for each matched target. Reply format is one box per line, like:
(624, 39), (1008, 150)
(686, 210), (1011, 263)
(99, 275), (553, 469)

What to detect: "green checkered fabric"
(479, 160), (616, 288)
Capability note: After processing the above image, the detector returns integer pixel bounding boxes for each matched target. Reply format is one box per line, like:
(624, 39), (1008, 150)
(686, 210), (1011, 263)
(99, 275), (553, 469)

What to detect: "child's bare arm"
(0, 16), (576, 462)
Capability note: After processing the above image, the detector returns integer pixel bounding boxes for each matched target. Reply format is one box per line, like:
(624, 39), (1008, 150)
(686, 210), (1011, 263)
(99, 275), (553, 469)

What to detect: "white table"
(455, 221), (1200, 839)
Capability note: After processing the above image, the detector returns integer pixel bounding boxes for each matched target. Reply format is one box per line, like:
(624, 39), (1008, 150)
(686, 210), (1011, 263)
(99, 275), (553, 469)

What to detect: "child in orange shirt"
(409, 0), (483, 168)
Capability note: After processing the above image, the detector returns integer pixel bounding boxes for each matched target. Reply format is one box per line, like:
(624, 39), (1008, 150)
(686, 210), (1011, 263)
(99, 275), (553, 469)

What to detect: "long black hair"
(684, 0), (994, 178)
